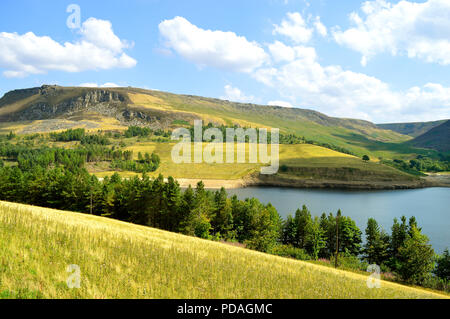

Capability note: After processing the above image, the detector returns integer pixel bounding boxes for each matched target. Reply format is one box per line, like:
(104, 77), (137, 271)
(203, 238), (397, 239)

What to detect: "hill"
(0, 200), (447, 299)
(410, 120), (450, 152)
(0, 85), (430, 160)
(91, 142), (423, 189)
(377, 120), (447, 138)
(0, 85), (446, 188)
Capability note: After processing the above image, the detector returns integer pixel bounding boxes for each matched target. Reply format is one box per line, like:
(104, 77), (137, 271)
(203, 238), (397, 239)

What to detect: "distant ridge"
(377, 120), (447, 137)
(410, 120), (450, 152)
(0, 84), (444, 159)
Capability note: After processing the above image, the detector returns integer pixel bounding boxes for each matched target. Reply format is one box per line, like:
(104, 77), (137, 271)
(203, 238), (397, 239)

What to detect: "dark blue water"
(225, 187), (450, 254)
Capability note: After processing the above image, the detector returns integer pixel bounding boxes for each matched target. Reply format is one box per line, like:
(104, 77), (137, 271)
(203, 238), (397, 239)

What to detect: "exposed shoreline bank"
(174, 174), (448, 190)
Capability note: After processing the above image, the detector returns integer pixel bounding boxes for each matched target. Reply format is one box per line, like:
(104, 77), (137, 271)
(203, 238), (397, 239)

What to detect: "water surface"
(225, 187), (450, 253)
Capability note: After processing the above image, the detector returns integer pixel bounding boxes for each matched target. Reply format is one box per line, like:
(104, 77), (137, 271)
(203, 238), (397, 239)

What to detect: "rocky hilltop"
(0, 85), (195, 128)
(0, 85), (126, 121)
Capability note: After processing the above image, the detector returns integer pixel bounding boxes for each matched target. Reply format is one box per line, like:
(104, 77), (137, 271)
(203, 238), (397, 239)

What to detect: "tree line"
(382, 156), (450, 175)
(0, 129), (448, 291)
(0, 160), (447, 291)
(0, 141), (159, 174)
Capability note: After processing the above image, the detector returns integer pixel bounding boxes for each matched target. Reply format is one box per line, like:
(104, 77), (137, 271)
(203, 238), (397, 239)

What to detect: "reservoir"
(225, 187), (450, 254)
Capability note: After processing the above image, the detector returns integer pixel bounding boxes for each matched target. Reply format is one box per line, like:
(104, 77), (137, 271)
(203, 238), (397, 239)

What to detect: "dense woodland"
(0, 128), (448, 292)
(0, 129), (160, 174)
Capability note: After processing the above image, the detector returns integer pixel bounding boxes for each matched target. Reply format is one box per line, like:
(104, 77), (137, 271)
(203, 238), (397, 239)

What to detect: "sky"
(1, 0), (450, 124)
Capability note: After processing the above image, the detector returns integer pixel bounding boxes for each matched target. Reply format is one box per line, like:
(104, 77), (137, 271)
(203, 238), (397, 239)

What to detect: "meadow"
(126, 90), (439, 160)
(0, 200), (447, 299)
(0, 85), (446, 163)
(91, 141), (414, 183)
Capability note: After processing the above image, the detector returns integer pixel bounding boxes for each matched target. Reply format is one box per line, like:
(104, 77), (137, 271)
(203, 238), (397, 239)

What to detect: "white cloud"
(273, 12), (314, 44)
(314, 16), (328, 37)
(268, 41), (296, 63)
(78, 82), (121, 88)
(256, 42), (450, 122)
(78, 82), (99, 88)
(221, 85), (254, 103)
(268, 100), (293, 108)
(333, 0), (450, 66)
(101, 82), (120, 88)
(0, 18), (136, 78)
(159, 16), (268, 73)
(268, 41), (317, 63)
(80, 18), (131, 54)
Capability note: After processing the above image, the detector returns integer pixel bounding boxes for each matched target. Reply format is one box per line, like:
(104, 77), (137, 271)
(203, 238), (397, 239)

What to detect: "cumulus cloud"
(268, 41), (317, 63)
(158, 16), (268, 73)
(314, 16), (328, 37)
(78, 82), (121, 88)
(221, 85), (254, 103)
(272, 12), (327, 44)
(0, 18), (136, 78)
(333, 0), (450, 66)
(273, 12), (314, 43)
(268, 100), (293, 108)
(256, 42), (450, 122)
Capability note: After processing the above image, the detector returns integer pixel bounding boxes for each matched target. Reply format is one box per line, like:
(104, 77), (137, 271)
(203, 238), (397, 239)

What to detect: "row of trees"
(124, 126), (170, 138)
(282, 207), (362, 260)
(0, 165), (280, 251)
(363, 216), (437, 284)
(111, 151), (160, 173)
(0, 159), (447, 288)
(0, 142), (136, 169)
(280, 206), (448, 286)
(383, 156), (450, 174)
(50, 128), (111, 145)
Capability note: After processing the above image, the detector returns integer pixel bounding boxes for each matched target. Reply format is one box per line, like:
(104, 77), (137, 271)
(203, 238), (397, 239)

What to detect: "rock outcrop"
(0, 85), (199, 129)
(7, 85), (127, 121)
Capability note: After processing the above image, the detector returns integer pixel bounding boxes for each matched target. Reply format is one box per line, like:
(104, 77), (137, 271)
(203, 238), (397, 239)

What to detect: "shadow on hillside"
(332, 132), (436, 157)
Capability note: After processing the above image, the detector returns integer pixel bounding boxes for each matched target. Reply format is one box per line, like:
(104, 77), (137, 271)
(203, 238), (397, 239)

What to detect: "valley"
(0, 85), (448, 190)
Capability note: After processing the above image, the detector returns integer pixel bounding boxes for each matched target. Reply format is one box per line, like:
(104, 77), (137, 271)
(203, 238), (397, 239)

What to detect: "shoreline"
(97, 172), (450, 190)
(173, 174), (448, 190)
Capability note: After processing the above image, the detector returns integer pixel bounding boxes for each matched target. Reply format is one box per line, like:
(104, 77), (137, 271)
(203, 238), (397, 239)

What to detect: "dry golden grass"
(0, 201), (447, 299)
(112, 142), (403, 181)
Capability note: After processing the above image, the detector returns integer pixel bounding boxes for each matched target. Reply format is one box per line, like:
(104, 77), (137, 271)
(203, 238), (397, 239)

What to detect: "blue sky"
(1, 0), (450, 123)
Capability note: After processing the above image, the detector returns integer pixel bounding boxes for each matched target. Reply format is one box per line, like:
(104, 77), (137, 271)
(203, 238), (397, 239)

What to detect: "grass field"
(0, 86), (445, 161)
(0, 200), (447, 299)
(91, 142), (414, 183)
(126, 89), (438, 160)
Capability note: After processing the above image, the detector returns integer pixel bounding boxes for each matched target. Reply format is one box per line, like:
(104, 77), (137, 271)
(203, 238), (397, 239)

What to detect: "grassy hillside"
(410, 120), (450, 152)
(1, 85), (438, 161)
(124, 89), (419, 160)
(377, 120), (447, 138)
(89, 142), (417, 184)
(0, 200), (447, 299)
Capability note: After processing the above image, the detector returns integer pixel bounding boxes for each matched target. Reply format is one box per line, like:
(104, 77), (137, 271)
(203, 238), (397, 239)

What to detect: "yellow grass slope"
(91, 142), (413, 185)
(0, 201), (447, 299)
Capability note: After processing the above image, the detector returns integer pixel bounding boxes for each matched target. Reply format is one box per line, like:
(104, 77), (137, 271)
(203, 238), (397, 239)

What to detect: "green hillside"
(0, 200), (447, 299)
(377, 120), (447, 138)
(0, 85), (439, 161)
(410, 120), (450, 152)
